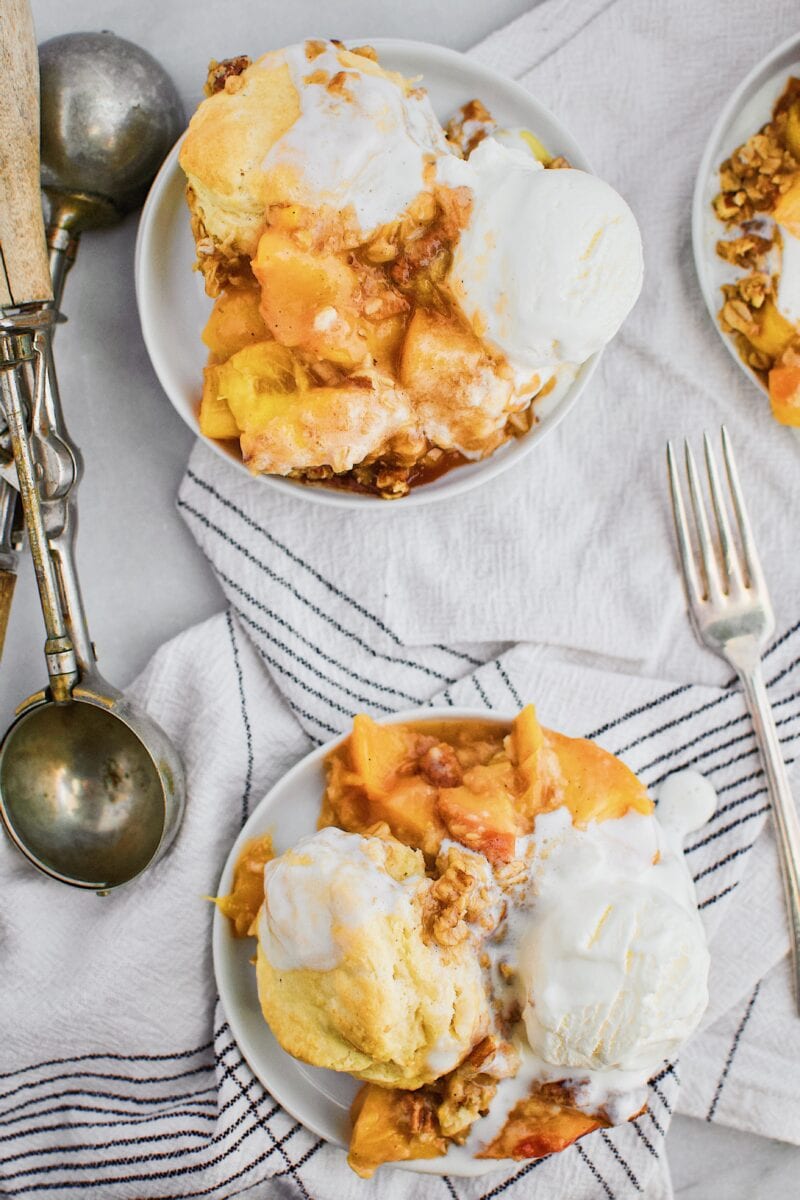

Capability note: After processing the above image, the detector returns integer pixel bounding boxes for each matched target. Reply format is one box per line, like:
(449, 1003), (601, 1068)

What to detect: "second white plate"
(692, 29), (800, 435)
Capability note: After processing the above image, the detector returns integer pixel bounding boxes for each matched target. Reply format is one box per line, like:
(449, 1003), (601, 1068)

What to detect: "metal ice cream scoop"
(39, 29), (183, 301)
(0, 2), (185, 892)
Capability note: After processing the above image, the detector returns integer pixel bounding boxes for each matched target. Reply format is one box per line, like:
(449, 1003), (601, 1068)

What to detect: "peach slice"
(199, 366), (240, 440)
(252, 228), (363, 364)
(509, 703), (545, 766)
(214, 833), (274, 938)
(202, 287), (268, 361)
(349, 714), (418, 798)
(510, 704), (652, 827)
(214, 341), (308, 437)
(775, 177), (800, 238)
(437, 758), (520, 864)
(547, 730), (652, 825)
(477, 1089), (607, 1160)
(437, 780), (518, 864)
(510, 704), (567, 824)
(346, 716), (445, 856)
(348, 1085), (446, 1179)
(769, 364), (800, 426)
(399, 307), (512, 452)
(746, 298), (796, 360)
(368, 776), (445, 859)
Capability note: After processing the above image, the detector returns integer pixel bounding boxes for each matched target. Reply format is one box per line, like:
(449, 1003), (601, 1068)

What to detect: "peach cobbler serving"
(217, 707), (714, 1175)
(714, 77), (800, 426)
(181, 40), (643, 497)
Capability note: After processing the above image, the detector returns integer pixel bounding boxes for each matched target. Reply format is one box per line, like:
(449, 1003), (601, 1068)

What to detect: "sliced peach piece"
(746, 298), (795, 360)
(349, 715), (419, 797)
(400, 308), (483, 391)
(509, 704), (544, 767)
(215, 340), (308, 437)
(438, 763), (520, 864)
(199, 366), (240, 440)
(347, 716), (444, 855)
(511, 705), (566, 825)
(774, 176), (800, 238)
(252, 228), (362, 363)
(769, 364), (800, 425)
(509, 705), (651, 827)
(369, 776), (444, 859)
(547, 730), (652, 825)
(518, 129), (552, 164)
(786, 105), (800, 161)
(399, 307), (511, 452)
(348, 1085), (445, 1179)
(365, 313), (407, 374)
(214, 833), (274, 938)
(477, 1089), (606, 1160)
(510, 704), (543, 760)
(202, 287), (268, 361)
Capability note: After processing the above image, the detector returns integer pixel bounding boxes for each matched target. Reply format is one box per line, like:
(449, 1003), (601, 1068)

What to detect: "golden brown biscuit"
(255, 830), (491, 1089)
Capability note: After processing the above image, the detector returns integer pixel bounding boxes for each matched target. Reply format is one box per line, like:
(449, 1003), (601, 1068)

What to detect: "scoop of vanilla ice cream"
(440, 137), (643, 383)
(257, 827), (490, 1088)
(515, 804), (708, 1083)
(521, 881), (708, 1075)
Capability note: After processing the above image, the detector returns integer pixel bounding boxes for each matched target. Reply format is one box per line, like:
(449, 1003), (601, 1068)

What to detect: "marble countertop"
(8, 1), (800, 1195)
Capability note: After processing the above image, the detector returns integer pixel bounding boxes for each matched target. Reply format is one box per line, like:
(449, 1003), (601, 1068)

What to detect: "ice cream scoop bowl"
(0, 687), (183, 890)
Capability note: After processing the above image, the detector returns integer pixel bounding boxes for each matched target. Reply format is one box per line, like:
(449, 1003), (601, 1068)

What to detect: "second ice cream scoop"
(441, 137), (644, 386)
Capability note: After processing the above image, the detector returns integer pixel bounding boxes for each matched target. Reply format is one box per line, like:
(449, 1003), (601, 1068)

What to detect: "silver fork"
(667, 426), (800, 1012)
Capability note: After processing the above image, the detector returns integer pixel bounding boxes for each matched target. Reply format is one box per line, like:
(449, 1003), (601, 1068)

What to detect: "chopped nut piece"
(419, 743), (463, 788)
(720, 298), (759, 337)
(327, 70), (356, 98)
(204, 56), (251, 97)
(713, 92), (800, 226)
(715, 233), (773, 269)
(351, 44), (379, 62)
(495, 858), (527, 889)
(421, 844), (501, 948)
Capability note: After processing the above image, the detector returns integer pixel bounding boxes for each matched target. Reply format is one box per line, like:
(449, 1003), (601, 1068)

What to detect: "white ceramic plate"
(212, 706), (519, 1177)
(692, 30), (800, 434)
(135, 39), (600, 509)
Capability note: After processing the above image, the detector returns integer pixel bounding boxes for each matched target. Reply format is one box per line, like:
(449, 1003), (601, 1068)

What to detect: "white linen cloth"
(3, 1), (800, 1198)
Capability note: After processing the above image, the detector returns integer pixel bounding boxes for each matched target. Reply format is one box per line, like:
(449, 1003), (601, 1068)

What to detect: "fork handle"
(739, 664), (800, 1013)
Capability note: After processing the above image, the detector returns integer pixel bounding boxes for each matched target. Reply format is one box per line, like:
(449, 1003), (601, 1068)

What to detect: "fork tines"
(666, 426), (765, 606)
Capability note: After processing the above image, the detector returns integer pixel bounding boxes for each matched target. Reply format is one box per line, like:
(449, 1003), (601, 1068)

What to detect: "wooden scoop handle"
(0, 0), (52, 307)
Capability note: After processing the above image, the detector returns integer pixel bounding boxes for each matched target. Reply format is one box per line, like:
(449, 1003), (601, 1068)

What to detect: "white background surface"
(8, 1), (800, 1196)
